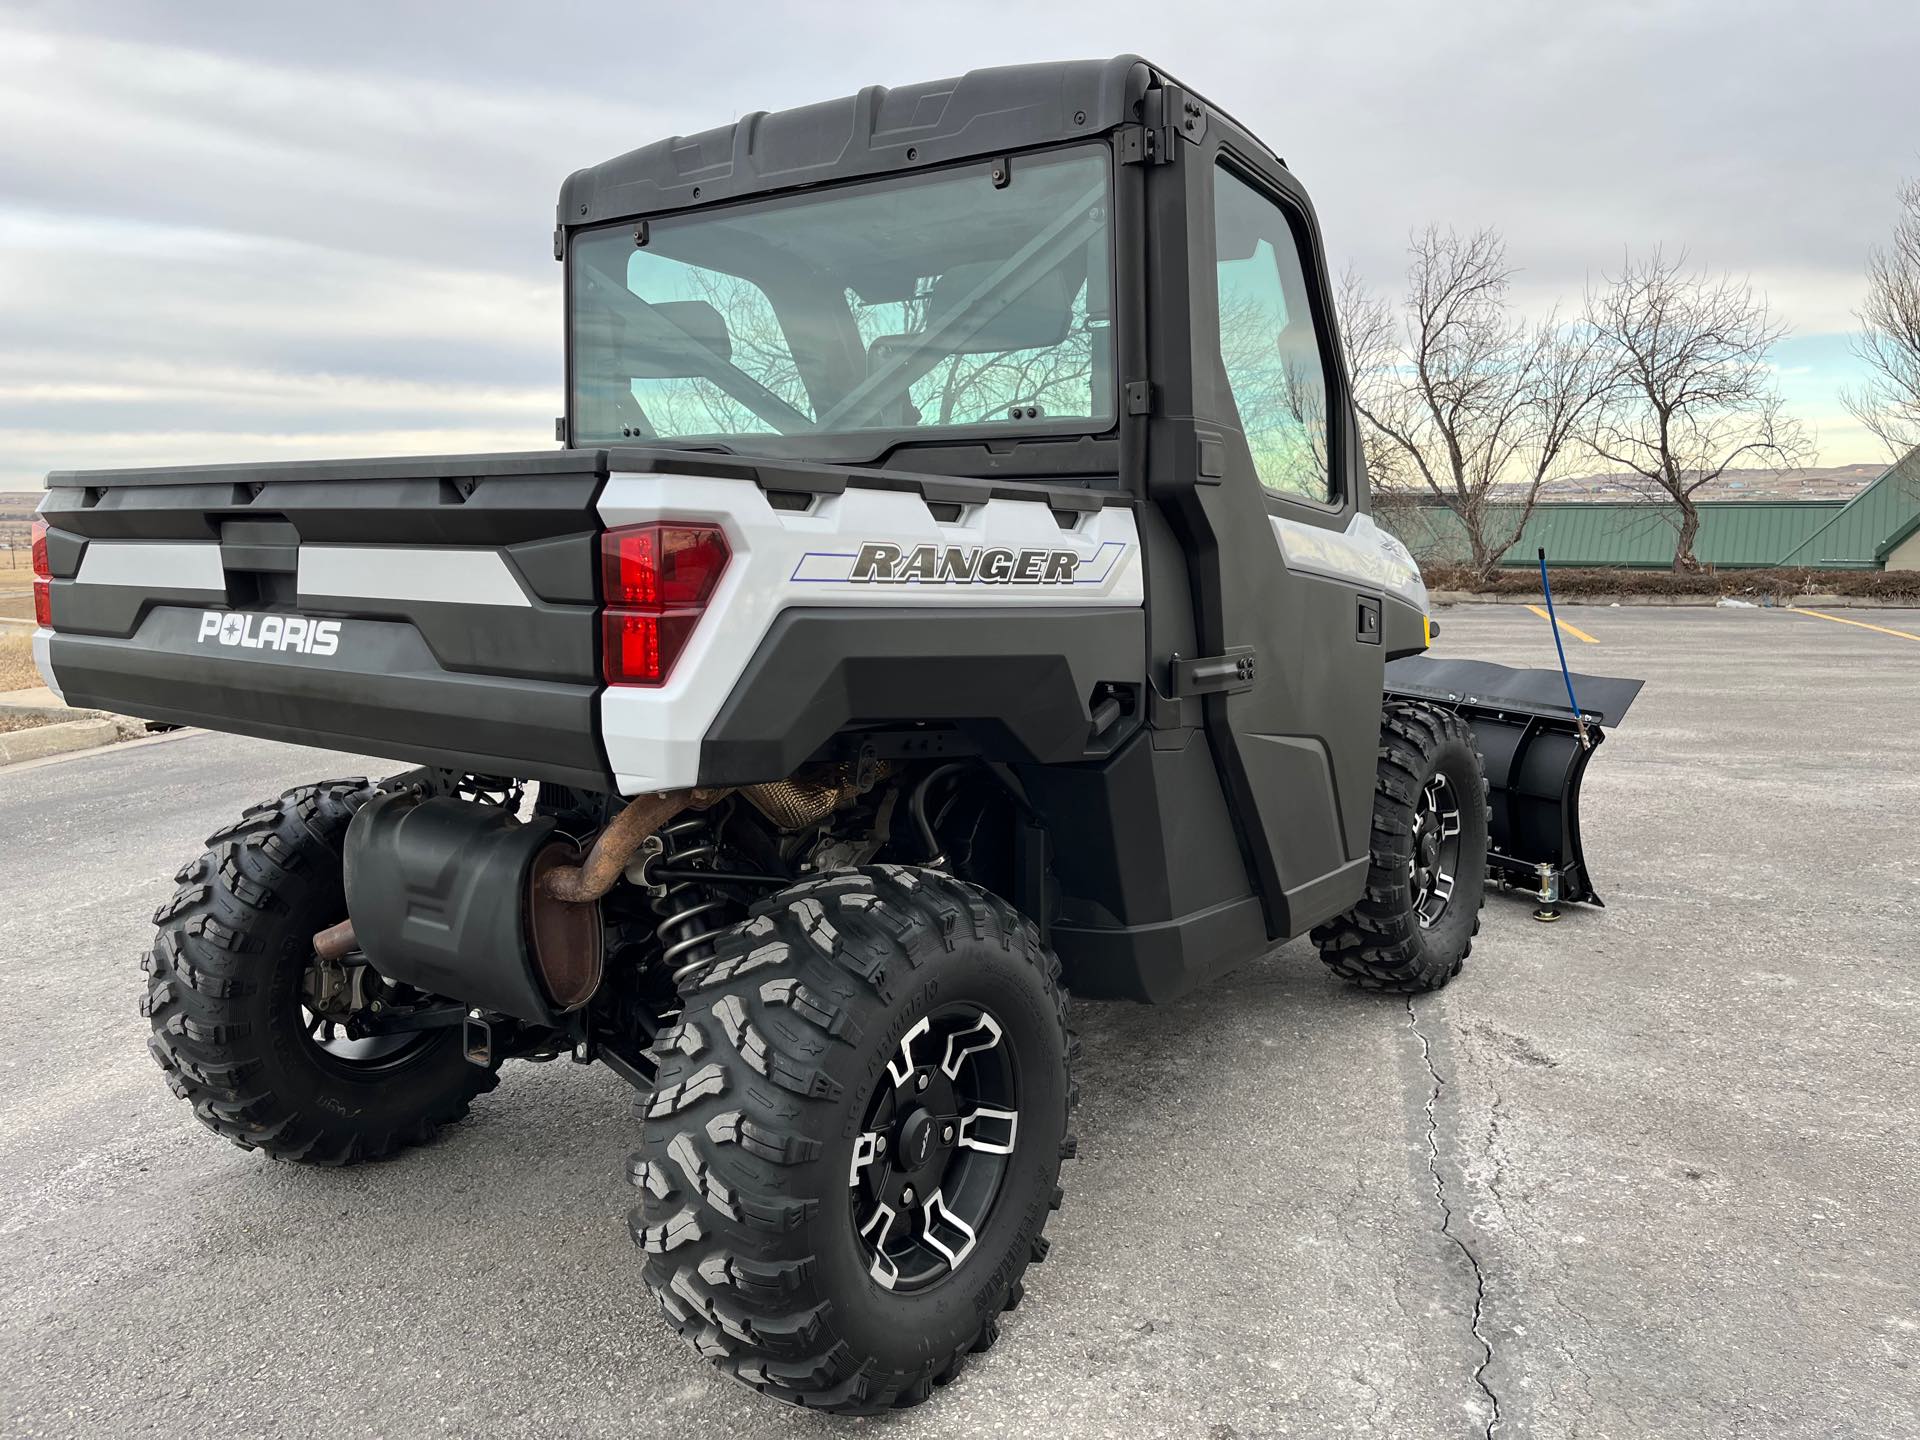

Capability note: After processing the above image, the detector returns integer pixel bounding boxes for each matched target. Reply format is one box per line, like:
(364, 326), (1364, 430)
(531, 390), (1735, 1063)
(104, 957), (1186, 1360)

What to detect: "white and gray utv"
(30, 56), (1639, 1414)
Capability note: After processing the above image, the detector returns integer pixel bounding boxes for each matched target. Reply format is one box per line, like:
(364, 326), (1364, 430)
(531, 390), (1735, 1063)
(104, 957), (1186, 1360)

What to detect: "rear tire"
(143, 779), (497, 1164)
(1312, 702), (1489, 993)
(628, 866), (1074, 1413)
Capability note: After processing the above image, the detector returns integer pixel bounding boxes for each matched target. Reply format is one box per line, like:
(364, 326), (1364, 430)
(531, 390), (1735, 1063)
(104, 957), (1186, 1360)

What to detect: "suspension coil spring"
(653, 817), (729, 986)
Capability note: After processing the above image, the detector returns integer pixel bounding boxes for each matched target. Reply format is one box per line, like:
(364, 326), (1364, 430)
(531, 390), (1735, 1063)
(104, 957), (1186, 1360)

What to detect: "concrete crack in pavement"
(1408, 996), (1503, 1439)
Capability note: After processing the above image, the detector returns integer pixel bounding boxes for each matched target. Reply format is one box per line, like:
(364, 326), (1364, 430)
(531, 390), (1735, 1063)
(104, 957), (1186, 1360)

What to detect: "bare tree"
(1334, 270), (1432, 554)
(630, 267), (1096, 436)
(1340, 229), (1610, 581)
(1586, 249), (1806, 570)
(1845, 174), (1920, 460)
(1334, 269), (1408, 484)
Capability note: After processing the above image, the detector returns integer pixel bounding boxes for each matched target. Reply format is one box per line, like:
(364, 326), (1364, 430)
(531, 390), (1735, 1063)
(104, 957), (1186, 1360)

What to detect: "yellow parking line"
(1527, 604), (1599, 644)
(1789, 607), (1920, 644)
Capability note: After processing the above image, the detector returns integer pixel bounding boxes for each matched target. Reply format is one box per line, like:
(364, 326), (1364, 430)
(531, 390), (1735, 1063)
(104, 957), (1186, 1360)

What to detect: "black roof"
(558, 56), (1159, 233)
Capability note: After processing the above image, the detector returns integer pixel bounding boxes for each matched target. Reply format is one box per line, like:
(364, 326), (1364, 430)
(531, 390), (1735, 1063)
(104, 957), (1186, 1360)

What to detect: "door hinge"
(1117, 124), (1175, 166)
(1124, 379), (1153, 416)
(1158, 86), (1206, 145)
(1123, 86), (1202, 165)
(1170, 647), (1256, 698)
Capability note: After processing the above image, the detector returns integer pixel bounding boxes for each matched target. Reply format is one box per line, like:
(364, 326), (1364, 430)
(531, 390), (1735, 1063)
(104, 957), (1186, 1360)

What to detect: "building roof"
(1775, 446), (1920, 566)
(1383, 446), (1920, 570)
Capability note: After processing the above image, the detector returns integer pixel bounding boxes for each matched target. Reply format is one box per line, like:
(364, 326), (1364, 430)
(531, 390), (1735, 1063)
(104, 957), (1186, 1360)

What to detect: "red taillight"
(603, 610), (705, 686)
(603, 523), (731, 608)
(600, 522), (730, 686)
(30, 520), (51, 627)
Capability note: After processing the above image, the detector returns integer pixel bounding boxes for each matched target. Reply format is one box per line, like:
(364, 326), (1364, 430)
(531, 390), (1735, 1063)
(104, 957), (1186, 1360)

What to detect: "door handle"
(1170, 647), (1257, 697)
(1356, 596), (1383, 645)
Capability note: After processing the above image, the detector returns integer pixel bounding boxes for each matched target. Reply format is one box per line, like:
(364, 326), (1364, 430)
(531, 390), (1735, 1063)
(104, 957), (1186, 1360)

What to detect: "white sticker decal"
(797, 540), (1127, 586)
(196, 611), (341, 657)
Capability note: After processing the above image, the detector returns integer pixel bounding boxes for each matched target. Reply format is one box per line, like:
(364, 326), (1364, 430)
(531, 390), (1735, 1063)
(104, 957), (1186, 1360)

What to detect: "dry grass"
(0, 561), (35, 628)
(0, 554), (41, 624)
(0, 631), (41, 691)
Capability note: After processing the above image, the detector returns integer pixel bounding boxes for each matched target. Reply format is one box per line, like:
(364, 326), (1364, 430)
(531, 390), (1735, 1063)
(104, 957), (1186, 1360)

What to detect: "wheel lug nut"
(941, 1124), (955, 1143)
(901, 1186), (916, 1205)
(875, 1135), (887, 1153)
(915, 1073), (930, 1092)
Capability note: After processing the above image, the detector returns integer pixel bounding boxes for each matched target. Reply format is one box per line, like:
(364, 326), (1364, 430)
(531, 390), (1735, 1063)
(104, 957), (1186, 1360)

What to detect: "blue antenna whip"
(1537, 548), (1591, 749)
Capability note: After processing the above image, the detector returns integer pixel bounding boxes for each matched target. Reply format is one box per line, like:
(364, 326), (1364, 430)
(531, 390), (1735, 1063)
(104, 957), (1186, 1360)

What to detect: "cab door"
(1142, 135), (1385, 939)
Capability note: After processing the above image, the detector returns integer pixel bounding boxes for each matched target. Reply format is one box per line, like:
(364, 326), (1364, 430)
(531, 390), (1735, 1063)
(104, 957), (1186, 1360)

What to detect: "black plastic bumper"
(50, 612), (612, 791)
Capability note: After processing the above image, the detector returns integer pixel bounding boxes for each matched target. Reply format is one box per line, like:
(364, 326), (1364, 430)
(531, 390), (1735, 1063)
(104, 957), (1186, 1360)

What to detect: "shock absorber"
(652, 816), (729, 986)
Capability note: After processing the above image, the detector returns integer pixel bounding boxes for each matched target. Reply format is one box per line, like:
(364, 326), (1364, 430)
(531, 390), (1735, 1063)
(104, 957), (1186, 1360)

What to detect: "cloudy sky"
(2, 0), (1915, 490)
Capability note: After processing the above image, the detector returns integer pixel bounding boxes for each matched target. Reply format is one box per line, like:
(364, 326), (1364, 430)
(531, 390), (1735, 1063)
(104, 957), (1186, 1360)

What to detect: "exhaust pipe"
(313, 917), (358, 964)
(541, 787), (729, 902)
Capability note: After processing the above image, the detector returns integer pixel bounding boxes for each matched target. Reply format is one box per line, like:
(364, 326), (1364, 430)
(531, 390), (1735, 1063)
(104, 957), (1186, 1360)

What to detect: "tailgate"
(37, 450), (615, 789)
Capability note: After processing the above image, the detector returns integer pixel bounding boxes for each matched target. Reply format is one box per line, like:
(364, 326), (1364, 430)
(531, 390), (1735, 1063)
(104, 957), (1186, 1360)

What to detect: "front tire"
(1312, 702), (1489, 992)
(143, 779), (497, 1164)
(629, 866), (1073, 1412)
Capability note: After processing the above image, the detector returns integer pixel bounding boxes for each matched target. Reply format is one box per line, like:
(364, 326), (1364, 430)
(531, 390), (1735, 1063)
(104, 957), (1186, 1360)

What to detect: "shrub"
(1420, 565), (1920, 601)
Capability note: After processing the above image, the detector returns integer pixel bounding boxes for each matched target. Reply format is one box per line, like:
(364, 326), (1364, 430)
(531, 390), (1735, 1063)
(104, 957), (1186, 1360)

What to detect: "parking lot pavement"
(1, 605), (1915, 1439)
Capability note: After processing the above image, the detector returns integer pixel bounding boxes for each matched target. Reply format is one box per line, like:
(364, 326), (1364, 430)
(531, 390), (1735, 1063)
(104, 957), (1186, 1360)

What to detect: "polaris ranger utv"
(30, 56), (1638, 1412)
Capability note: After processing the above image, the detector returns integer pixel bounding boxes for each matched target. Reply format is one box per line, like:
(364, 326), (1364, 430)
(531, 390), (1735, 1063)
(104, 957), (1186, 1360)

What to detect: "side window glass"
(1211, 166), (1334, 503)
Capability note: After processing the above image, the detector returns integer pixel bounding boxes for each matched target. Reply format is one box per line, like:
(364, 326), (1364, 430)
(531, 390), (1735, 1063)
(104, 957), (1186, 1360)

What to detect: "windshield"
(568, 147), (1114, 450)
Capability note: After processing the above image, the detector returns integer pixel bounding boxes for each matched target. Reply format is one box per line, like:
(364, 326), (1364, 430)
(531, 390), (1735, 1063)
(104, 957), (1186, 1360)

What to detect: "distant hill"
(1479, 465), (1888, 505)
(1377, 464), (1892, 506)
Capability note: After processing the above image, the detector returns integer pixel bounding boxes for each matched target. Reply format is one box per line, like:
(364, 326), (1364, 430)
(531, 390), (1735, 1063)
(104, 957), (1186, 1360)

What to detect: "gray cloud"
(2, 0), (1915, 487)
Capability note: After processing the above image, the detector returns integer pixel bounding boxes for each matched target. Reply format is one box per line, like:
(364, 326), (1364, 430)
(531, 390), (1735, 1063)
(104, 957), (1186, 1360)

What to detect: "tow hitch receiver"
(463, 1012), (495, 1068)
(1386, 657), (1644, 906)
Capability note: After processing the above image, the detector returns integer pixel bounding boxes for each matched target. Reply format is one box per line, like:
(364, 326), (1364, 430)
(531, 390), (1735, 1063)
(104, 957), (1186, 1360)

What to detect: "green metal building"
(1385, 446), (1920, 571)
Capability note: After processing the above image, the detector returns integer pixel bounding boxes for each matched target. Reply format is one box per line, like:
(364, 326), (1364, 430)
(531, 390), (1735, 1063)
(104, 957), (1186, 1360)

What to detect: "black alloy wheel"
(848, 1003), (1021, 1292)
(1411, 772), (1465, 929)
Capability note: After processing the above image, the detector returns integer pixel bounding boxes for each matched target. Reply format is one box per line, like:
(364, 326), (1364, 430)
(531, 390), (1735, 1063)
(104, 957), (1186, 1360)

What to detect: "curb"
(1433, 591), (1712, 608)
(0, 724), (201, 775)
(0, 716), (122, 766)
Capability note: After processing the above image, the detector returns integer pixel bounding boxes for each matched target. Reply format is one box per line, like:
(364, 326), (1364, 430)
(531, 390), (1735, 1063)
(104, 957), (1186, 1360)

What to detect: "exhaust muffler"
(339, 791), (604, 1025)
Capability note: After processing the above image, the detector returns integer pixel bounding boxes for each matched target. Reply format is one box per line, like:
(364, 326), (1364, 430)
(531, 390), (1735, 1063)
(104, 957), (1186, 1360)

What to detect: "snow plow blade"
(1385, 656), (1644, 907)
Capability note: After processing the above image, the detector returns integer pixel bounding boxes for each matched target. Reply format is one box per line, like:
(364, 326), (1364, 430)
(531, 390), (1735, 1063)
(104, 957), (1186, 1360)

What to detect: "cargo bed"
(34, 448), (1147, 794)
